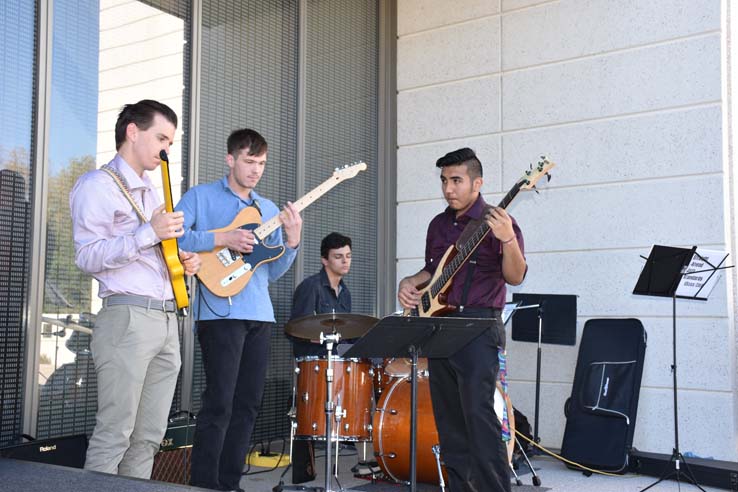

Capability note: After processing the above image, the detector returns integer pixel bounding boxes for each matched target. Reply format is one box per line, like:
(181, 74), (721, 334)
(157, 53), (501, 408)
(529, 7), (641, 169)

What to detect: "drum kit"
(283, 312), (536, 491)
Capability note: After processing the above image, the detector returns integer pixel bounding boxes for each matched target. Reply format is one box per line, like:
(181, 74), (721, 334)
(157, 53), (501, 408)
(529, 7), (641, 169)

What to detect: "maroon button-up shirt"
(423, 194), (525, 309)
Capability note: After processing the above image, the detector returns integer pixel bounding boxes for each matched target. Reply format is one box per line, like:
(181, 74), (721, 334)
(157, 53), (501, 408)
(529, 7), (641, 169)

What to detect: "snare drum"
(294, 357), (373, 441)
(383, 357), (429, 378)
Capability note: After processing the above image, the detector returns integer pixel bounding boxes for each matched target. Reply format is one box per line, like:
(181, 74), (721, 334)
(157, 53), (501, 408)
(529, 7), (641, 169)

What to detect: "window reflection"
(0, 0), (35, 447)
(36, 0), (188, 439)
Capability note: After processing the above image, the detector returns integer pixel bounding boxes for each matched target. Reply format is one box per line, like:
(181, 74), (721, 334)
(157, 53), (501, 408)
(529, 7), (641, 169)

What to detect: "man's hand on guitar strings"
(179, 250), (201, 276)
(281, 201), (303, 249)
(151, 204), (185, 241)
(397, 277), (421, 309)
(215, 229), (255, 254)
(485, 206), (515, 243)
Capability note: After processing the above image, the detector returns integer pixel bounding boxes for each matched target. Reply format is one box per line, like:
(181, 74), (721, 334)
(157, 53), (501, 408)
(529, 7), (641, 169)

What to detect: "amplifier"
(0, 434), (87, 468)
(151, 415), (195, 485)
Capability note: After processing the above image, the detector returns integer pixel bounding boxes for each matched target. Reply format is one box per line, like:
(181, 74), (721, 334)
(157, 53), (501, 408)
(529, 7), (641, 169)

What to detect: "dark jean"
(428, 308), (511, 492)
(190, 319), (271, 491)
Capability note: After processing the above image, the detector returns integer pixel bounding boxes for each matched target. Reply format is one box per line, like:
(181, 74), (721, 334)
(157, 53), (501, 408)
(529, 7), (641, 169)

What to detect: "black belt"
(103, 294), (177, 313)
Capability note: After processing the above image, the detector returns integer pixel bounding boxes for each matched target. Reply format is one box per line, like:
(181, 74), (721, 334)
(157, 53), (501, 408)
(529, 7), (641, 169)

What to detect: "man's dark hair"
(435, 147), (483, 180)
(227, 129), (268, 157)
(321, 232), (352, 258)
(114, 99), (178, 150)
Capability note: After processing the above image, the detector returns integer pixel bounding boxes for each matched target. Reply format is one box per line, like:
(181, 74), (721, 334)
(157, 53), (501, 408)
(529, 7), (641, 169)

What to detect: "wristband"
(501, 236), (516, 245)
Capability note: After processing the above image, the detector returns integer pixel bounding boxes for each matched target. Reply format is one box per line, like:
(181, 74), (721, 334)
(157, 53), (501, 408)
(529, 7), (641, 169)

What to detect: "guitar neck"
(255, 174), (346, 238)
(429, 182), (523, 297)
(160, 158), (175, 213)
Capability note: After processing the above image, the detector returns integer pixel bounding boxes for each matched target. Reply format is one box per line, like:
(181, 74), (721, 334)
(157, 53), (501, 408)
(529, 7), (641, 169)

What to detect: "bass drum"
(373, 377), (514, 484)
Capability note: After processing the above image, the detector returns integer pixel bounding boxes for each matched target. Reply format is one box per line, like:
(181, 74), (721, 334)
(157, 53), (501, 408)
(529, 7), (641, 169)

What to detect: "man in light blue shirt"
(176, 128), (302, 491)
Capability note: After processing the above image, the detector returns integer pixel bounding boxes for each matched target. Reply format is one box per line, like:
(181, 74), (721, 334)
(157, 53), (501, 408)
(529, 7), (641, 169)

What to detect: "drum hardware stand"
(431, 445), (446, 492)
(512, 435), (541, 487)
(320, 331), (341, 491)
(333, 395), (344, 476)
(273, 363), (309, 492)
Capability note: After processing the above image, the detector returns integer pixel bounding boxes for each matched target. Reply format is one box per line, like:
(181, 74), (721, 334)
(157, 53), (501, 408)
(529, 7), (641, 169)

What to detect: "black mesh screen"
(303, 0), (379, 315)
(193, 0), (300, 443)
(193, 0), (379, 446)
(0, 0), (36, 446)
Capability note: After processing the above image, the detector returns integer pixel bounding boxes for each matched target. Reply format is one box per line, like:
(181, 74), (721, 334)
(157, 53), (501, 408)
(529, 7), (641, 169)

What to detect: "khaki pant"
(84, 304), (181, 479)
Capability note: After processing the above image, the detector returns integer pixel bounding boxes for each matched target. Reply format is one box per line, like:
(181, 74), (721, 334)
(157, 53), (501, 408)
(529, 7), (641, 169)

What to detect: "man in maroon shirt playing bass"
(397, 148), (527, 492)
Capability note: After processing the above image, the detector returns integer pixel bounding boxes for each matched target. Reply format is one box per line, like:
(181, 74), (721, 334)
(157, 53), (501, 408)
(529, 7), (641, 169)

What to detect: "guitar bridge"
(215, 248), (238, 267)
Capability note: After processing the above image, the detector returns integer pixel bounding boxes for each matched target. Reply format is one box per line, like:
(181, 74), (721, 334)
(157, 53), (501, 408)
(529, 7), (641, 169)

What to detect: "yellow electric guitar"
(198, 162), (367, 297)
(404, 157), (555, 317)
(159, 150), (189, 313)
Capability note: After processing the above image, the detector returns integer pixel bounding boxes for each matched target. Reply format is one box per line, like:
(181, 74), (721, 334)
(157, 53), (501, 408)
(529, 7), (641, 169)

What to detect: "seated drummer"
(289, 232), (353, 356)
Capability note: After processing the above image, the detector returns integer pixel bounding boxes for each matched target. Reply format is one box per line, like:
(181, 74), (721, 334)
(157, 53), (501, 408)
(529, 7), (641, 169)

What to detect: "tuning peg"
(546, 172), (552, 182)
(334, 167), (339, 172)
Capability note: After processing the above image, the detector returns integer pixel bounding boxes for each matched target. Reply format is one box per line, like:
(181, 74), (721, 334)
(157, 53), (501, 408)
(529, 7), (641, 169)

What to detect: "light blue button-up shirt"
(175, 176), (297, 322)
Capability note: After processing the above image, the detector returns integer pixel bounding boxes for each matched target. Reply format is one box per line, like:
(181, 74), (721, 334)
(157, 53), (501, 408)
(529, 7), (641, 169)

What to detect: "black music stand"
(634, 245), (731, 492)
(511, 293), (577, 446)
(343, 315), (488, 492)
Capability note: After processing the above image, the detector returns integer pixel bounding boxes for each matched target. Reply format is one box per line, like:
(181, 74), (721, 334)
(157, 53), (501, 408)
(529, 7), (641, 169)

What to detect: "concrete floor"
(234, 441), (725, 492)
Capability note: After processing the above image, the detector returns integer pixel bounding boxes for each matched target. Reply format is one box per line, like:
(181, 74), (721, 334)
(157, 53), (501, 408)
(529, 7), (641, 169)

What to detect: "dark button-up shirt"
(423, 194), (524, 309)
(290, 268), (351, 319)
(289, 268), (351, 357)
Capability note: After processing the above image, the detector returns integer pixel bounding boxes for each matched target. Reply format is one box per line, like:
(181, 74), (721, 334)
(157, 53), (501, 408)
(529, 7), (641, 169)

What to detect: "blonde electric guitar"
(159, 150), (189, 312)
(404, 157), (555, 317)
(198, 162), (367, 297)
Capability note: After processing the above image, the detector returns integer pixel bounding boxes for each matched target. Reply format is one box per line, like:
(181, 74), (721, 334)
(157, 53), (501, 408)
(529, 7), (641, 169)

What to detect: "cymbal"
(285, 313), (378, 340)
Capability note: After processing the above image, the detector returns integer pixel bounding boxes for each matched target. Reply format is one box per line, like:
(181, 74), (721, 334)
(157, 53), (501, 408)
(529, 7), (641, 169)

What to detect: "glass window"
(0, 0), (36, 446)
(36, 0), (191, 439)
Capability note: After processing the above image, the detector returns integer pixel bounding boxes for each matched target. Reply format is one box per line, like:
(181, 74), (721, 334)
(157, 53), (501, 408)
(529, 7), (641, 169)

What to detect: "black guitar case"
(561, 318), (647, 472)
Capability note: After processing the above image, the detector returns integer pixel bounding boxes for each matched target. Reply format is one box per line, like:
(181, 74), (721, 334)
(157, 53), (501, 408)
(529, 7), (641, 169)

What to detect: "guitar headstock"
(518, 156), (555, 190)
(333, 161), (368, 181)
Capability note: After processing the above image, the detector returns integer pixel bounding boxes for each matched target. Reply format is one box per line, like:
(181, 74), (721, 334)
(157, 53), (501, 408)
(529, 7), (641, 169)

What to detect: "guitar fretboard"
(255, 174), (351, 238)
(429, 181), (524, 297)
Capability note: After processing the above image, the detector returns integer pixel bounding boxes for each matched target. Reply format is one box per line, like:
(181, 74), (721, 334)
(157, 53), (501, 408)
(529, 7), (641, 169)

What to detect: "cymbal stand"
(320, 331), (341, 492)
(272, 362), (302, 492)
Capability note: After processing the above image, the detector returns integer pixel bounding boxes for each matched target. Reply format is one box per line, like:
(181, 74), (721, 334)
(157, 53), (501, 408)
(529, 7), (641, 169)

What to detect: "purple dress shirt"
(70, 154), (173, 301)
(423, 194), (525, 309)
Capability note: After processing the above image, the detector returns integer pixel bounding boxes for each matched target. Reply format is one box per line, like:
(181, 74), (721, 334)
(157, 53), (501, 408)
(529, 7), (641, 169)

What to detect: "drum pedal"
(352, 461), (382, 477)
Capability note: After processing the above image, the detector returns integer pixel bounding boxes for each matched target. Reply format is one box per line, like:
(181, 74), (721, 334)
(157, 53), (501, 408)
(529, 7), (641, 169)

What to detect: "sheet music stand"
(634, 245), (732, 492)
(510, 293), (577, 445)
(343, 315), (488, 492)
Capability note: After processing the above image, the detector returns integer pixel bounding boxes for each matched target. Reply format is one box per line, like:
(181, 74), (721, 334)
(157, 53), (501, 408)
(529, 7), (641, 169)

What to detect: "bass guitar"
(159, 150), (189, 313)
(404, 157), (555, 317)
(198, 162), (367, 297)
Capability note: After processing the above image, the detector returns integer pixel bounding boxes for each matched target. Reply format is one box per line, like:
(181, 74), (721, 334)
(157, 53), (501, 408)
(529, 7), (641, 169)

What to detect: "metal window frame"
(377, 0), (397, 316)
(23, 0), (53, 437)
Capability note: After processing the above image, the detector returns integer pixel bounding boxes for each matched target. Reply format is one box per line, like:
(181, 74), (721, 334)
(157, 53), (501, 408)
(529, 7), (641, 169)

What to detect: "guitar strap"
(458, 206), (492, 312)
(100, 165), (148, 224)
(458, 247), (479, 312)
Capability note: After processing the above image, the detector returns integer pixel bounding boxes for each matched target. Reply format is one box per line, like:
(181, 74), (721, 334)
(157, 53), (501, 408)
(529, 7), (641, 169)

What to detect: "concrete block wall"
(395, 0), (735, 460)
